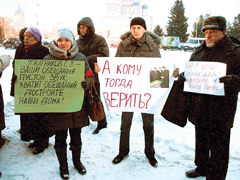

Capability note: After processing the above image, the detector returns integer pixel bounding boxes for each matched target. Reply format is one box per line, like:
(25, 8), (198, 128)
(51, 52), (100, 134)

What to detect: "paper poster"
(97, 57), (175, 114)
(14, 59), (85, 113)
(184, 61), (226, 96)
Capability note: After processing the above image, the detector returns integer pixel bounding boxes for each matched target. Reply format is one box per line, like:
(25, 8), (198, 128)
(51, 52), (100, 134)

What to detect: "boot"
(70, 145), (86, 175)
(32, 138), (49, 155)
(55, 147), (69, 179)
(0, 131), (5, 149)
(92, 118), (107, 134)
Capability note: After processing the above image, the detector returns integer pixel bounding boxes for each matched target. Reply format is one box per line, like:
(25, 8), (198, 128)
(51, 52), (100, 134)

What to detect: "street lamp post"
(195, 19), (199, 37)
(36, 3), (39, 27)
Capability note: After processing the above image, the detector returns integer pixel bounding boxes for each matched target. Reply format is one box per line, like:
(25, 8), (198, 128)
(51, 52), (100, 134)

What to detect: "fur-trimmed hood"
(48, 40), (79, 60)
(120, 31), (161, 45)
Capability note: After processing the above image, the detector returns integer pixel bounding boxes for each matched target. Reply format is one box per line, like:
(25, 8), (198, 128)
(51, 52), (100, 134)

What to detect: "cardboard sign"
(14, 59), (85, 113)
(98, 57), (175, 114)
(184, 61), (226, 96)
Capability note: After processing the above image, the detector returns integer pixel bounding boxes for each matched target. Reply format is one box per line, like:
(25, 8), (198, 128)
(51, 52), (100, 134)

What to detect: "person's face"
(79, 25), (89, 36)
(57, 38), (72, 51)
(205, 29), (225, 47)
(130, 25), (146, 40)
(24, 32), (38, 45)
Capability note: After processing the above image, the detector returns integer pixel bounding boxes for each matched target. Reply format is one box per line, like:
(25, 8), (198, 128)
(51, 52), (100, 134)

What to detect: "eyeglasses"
(24, 35), (35, 38)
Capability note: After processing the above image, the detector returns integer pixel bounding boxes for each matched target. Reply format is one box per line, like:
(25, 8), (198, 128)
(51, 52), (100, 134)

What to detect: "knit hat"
(201, 16), (226, 32)
(55, 27), (75, 44)
(25, 26), (42, 41)
(130, 17), (147, 30)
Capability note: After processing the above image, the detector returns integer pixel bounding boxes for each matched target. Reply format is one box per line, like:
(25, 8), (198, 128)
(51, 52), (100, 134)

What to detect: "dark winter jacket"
(0, 73), (4, 130)
(76, 17), (109, 85)
(10, 41), (50, 141)
(44, 41), (94, 130)
(115, 31), (161, 58)
(11, 42), (49, 96)
(187, 36), (240, 129)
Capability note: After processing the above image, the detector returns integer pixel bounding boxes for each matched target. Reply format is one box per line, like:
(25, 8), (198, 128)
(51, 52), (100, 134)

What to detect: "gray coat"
(44, 41), (94, 130)
(115, 31), (161, 58)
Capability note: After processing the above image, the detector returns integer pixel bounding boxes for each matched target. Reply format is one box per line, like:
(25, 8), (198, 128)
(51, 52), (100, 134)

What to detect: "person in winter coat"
(10, 26), (51, 155)
(112, 17), (161, 167)
(173, 16), (240, 180)
(44, 27), (94, 179)
(76, 17), (109, 134)
(0, 54), (12, 177)
(0, 55), (11, 147)
(19, 27), (27, 43)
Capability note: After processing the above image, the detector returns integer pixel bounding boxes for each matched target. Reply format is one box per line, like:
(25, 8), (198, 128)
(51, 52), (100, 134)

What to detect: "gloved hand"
(219, 75), (239, 84)
(0, 55), (11, 72)
(81, 80), (88, 91)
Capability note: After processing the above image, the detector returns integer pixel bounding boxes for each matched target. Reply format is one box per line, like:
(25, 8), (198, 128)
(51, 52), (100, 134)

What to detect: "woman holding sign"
(10, 26), (51, 155)
(113, 17), (161, 167)
(44, 27), (94, 179)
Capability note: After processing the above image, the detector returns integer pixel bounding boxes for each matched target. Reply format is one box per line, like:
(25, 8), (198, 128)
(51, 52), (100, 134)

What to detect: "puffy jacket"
(115, 31), (161, 58)
(44, 41), (94, 130)
(76, 17), (109, 85)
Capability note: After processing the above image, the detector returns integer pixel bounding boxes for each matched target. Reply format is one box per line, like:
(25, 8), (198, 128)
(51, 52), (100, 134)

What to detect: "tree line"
(154, 0), (240, 43)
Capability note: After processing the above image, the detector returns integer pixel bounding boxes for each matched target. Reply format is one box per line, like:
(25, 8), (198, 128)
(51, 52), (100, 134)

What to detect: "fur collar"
(195, 36), (240, 56)
(49, 41), (79, 59)
(120, 31), (161, 45)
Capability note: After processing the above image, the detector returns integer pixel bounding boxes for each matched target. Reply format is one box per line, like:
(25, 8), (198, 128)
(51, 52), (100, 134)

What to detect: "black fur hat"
(201, 16), (226, 32)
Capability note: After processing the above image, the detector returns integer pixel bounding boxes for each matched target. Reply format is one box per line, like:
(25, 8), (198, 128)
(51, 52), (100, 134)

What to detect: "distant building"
(0, 6), (25, 39)
(13, 6), (25, 31)
(102, 0), (153, 40)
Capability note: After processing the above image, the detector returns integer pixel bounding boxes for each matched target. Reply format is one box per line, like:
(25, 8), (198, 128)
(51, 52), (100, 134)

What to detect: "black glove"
(219, 75), (240, 90)
(81, 80), (88, 91)
(178, 72), (186, 82)
(219, 75), (239, 83)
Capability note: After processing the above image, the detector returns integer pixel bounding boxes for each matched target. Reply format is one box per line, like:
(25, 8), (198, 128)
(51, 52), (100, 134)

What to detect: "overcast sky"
(0, 0), (239, 33)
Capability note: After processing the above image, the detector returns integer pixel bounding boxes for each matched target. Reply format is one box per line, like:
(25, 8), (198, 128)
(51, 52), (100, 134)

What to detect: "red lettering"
(102, 60), (110, 74)
(116, 64), (122, 74)
(103, 92), (151, 109)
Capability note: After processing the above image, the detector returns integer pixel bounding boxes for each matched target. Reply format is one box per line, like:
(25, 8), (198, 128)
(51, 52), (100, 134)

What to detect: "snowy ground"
(0, 47), (239, 180)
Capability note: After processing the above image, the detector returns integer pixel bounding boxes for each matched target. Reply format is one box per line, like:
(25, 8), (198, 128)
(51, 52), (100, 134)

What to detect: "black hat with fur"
(201, 16), (226, 32)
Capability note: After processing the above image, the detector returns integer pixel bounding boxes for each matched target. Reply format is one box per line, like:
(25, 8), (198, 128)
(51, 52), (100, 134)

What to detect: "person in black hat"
(173, 16), (240, 180)
(112, 17), (161, 167)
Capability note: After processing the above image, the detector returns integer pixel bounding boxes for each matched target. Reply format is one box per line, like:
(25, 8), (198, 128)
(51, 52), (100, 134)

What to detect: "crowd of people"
(0, 16), (240, 180)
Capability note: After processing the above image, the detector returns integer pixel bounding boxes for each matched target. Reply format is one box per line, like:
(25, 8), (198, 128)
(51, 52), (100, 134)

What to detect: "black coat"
(11, 42), (50, 141)
(11, 42), (49, 96)
(188, 36), (240, 129)
(76, 18), (109, 85)
(0, 74), (4, 130)
(163, 36), (240, 129)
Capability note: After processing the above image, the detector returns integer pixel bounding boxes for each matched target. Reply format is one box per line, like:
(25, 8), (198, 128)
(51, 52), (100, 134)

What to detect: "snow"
(0, 47), (239, 180)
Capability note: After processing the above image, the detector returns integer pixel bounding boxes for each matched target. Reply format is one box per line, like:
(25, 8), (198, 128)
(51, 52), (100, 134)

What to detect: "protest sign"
(184, 61), (226, 96)
(14, 59), (85, 113)
(97, 57), (175, 114)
